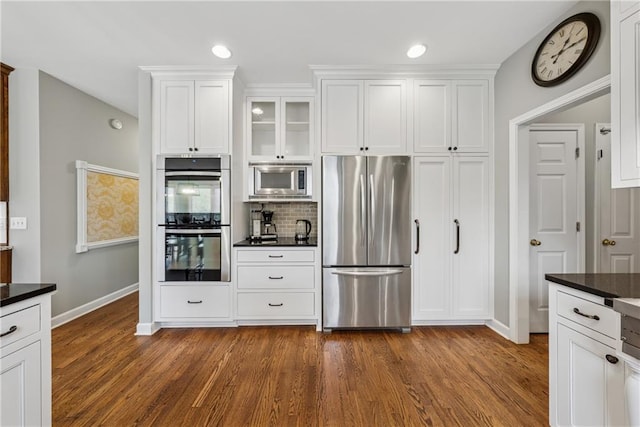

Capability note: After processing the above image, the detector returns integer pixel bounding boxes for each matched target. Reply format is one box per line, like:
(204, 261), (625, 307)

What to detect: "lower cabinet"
(0, 294), (52, 427)
(623, 356), (640, 426)
(158, 285), (231, 319)
(235, 247), (319, 327)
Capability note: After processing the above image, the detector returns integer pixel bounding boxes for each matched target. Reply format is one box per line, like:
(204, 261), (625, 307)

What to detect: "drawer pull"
(268, 303), (284, 307)
(573, 307), (600, 321)
(268, 255), (284, 258)
(187, 300), (203, 304)
(268, 276), (284, 280)
(605, 354), (619, 364)
(0, 325), (17, 338)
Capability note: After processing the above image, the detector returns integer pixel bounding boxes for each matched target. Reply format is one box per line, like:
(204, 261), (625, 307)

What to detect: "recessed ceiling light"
(211, 45), (232, 59)
(407, 44), (427, 59)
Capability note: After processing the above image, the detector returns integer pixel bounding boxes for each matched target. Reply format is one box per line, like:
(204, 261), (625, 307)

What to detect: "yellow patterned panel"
(87, 171), (138, 242)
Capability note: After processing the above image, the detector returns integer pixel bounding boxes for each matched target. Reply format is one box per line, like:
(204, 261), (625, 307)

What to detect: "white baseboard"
(411, 319), (488, 326)
(52, 283), (138, 329)
(486, 318), (511, 340)
(135, 322), (161, 336)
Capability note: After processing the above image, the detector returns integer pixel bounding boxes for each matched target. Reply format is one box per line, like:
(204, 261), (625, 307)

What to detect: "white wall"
(9, 69), (139, 317)
(494, 0), (611, 326)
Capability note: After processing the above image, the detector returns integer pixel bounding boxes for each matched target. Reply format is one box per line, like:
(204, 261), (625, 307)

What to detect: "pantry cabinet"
(413, 79), (489, 153)
(321, 79), (407, 154)
(154, 77), (232, 155)
(247, 96), (313, 162)
(611, 1), (640, 188)
(412, 155), (490, 321)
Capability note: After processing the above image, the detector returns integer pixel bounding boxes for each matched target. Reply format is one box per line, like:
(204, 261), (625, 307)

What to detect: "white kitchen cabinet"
(549, 284), (626, 427)
(321, 79), (407, 154)
(611, 1), (640, 188)
(0, 294), (52, 427)
(412, 155), (490, 321)
(623, 356), (640, 426)
(235, 247), (319, 326)
(158, 284), (232, 320)
(414, 79), (489, 153)
(155, 78), (231, 154)
(247, 96), (313, 161)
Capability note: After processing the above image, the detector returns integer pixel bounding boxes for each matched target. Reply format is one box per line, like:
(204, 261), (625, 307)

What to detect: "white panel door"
(529, 129), (580, 333)
(452, 156), (490, 318)
(412, 156), (452, 320)
(195, 80), (230, 154)
(0, 341), (42, 427)
(597, 123), (640, 273)
(453, 80), (489, 153)
(364, 80), (407, 153)
(159, 80), (194, 153)
(557, 324), (626, 427)
(321, 80), (363, 154)
(413, 80), (451, 153)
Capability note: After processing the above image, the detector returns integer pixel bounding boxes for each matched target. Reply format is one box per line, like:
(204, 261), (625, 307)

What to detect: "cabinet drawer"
(237, 292), (315, 317)
(0, 304), (40, 349)
(557, 291), (618, 338)
(159, 285), (230, 319)
(236, 249), (314, 263)
(237, 266), (314, 289)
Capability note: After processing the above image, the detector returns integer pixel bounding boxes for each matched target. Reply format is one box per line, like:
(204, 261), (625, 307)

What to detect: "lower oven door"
(162, 227), (230, 282)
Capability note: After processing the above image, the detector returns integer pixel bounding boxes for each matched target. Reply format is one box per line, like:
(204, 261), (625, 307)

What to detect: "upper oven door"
(164, 170), (230, 226)
(252, 166), (306, 196)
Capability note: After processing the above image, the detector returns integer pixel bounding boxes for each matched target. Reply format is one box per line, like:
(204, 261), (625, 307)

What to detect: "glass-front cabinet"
(247, 96), (313, 161)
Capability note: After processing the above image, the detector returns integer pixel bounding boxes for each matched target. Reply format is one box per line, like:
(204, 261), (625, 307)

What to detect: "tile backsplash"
(248, 202), (318, 238)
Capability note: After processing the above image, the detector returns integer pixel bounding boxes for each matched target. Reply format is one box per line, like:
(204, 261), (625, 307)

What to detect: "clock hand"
(551, 36), (572, 63)
(563, 36), (586, 51)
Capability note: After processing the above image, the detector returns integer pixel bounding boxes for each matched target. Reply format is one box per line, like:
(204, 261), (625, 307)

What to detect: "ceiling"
(1, 1), (578, 118)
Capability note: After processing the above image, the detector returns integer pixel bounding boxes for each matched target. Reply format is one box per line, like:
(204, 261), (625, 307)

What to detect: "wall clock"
(531, 12), (601, 87)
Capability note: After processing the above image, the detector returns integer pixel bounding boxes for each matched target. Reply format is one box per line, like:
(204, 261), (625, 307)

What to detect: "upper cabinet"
(247, 96), (313, 162)
(611, 1), (640, 188)
(154, 77), (232, 154)
(414, 79), (489, 153)
(321, 79), (407, 154)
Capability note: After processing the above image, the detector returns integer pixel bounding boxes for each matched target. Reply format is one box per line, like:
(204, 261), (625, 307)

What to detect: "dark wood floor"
(52, 292), (548, 426)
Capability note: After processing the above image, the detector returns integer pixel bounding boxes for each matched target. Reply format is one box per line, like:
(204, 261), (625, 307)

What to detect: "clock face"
(531, 13), (600, 87)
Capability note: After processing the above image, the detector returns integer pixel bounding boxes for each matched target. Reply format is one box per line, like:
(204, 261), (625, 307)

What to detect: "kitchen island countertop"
(0, 283), (57, 307)
(545, 273), (640, 306)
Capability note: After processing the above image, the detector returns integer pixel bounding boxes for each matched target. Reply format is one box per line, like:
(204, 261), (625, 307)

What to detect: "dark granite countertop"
(0, 283), (57, 307)
(546, 273), (640, 307)
(234, 237), (318, 247)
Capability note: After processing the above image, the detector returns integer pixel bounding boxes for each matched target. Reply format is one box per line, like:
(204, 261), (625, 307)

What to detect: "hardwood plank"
(52, 293), (548, 426)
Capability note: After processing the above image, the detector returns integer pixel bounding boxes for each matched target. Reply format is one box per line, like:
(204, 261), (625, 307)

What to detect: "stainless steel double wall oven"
(157, 155), (231, 283)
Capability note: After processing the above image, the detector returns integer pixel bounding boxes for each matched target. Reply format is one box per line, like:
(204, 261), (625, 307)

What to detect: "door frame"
(508, 75), (610, 344)
(593, 122), (611, 273)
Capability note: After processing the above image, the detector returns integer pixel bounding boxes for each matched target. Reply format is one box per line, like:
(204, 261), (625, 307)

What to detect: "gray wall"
(494, 0), (611, 325)
(9, 70), (139, 317)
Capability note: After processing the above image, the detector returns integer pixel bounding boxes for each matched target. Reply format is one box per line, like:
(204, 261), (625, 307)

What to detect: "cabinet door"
(159, 80), (194, 154)
(281, 97), (313, 161)
(248, 97), (279, 160)
(195, 80), (230, 154)
(321, 80), (363, 154)
(364, 80), (407, 153)
(611, 7), (640, 187)
(557, 324), (626, 427)
(1, 341), (42, 427)
(412, 156), (452, 320)
(414, 80), (451, 153)
(452, 156), (490, 318)
(453, 80), (489, 153)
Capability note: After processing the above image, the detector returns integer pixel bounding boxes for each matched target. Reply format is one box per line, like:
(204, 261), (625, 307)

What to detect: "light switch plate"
(10, 217), (27, 230)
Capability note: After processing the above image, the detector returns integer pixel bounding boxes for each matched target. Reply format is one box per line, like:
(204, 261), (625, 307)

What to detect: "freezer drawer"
(323, 267), (411, 330)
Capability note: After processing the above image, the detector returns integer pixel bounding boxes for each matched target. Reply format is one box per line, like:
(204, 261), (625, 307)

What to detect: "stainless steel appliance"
(295, 219), (312, 241)
(248, 163), (311, 199)
(157, 155), (231, 282)
(322, 155), (412, 331)
(614, 298), (640, 359)
(261, 210), (277, 241)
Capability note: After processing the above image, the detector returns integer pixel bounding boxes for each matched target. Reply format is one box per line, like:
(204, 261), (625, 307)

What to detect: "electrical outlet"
(10, 217), (27, 230)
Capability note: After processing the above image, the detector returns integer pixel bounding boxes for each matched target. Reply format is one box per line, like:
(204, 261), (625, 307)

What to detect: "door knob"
(602, 238), (617, 246)
(530, 239), (542, 246)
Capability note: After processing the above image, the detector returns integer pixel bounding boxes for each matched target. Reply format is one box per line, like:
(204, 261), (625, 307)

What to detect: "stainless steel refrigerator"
(322, 155), (412, 331)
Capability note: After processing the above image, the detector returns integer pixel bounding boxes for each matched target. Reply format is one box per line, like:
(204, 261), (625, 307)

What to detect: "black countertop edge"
(1, 283), (57, 307)
(234, 237), (318, 247)
(545, 273), (640, 307)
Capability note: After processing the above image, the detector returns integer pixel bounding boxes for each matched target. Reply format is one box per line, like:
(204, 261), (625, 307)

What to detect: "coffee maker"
(261, 210), (278, 241)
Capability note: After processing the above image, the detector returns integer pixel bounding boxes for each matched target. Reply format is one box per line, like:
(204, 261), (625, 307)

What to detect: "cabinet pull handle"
(605, 354), (619, 364)
(454, 219), (460, 254)
(268, 276), (284, 280)
(0, 325), (17, 338)
(187, 300), (203, 304)
(414, 219), (420, 254)
(268, 255), (284, 258)
(573, 307), (600, 320)
(268, 303), (284, 307)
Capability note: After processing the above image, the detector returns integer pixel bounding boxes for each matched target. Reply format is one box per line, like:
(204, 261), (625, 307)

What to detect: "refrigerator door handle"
(360, 174), (366, 247)
(369, 173), (375, 244)
(331, 269), (404, 277)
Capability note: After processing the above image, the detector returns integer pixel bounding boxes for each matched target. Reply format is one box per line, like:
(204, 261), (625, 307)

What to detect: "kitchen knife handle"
(454, 219), (460, 254)
(414, 219), (420, 254)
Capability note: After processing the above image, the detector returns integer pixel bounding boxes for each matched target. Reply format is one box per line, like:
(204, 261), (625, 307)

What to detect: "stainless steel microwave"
(248, 163), (312, 199)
